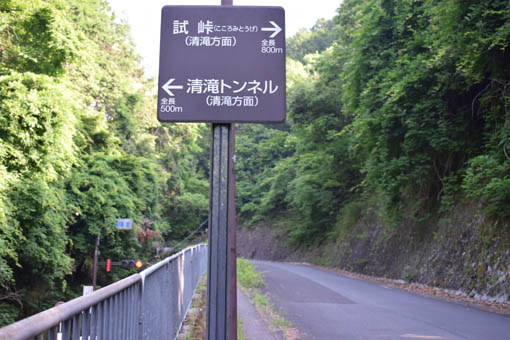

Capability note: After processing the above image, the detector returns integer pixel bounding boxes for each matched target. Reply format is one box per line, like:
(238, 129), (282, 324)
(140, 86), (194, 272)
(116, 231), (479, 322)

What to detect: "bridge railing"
(0, 244), (208, 340)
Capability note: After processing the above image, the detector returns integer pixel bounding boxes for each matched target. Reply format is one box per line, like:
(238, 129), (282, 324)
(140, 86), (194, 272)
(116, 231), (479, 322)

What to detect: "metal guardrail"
(0, 244), (208, 340)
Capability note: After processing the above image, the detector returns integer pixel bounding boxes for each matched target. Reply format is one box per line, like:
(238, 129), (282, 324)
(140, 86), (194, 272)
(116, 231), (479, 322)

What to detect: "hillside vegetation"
(1, 0), (510, 326)
(236, 0), (510, 300)
(0, 0), (209, 324)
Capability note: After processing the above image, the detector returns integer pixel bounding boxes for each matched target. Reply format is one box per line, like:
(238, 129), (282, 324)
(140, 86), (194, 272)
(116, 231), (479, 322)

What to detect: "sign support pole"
(208, 6), (236, 338)
(92, 219), (106, 290)
(227, 123), (237, 340)
(207, 0), (236, 337)
(92, 232), (99, 290)
(207, 123), (237, 340)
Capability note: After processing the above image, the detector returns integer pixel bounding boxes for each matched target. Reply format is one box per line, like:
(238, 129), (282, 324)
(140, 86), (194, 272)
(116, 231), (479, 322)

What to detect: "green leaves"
(287, 18), (337, 63)
(0, 0), (210, 323)
(336, 0), (510, 217)
(237, 0), (510, 248)
(7, 176), (73, 296)
(66, 153), (163, 264)
(463, 156), (510, 217)
(0, 72), (76, 177)
(236, 124), (292, 223)
(0, 1), (80, 76)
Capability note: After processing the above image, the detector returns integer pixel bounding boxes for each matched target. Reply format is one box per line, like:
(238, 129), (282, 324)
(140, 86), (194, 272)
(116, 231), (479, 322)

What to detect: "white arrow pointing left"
(162, 78), (183, 97)
(261, 21), (282, 38)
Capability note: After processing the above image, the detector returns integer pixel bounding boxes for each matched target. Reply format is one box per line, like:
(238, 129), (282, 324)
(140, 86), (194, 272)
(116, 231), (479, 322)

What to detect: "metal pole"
(92, 232), (100, 290)
(228, 124), (237, 340)
(207, 123), (237, 340)
(207, 1), (236, 339)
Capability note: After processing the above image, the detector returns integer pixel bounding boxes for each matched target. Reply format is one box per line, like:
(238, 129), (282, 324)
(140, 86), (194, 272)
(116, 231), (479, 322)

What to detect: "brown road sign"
(158, 6), (286, 123)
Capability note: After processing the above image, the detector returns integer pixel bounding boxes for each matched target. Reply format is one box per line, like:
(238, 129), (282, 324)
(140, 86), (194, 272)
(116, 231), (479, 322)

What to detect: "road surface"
(252, 260), (510, 340)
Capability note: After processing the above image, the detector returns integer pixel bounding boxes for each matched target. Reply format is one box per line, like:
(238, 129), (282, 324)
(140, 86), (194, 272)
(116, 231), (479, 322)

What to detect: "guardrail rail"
(0, 244), (208, 340)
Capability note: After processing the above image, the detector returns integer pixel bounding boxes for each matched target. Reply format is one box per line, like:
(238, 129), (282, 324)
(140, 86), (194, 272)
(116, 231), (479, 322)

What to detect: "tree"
(0, 0), (210, 323)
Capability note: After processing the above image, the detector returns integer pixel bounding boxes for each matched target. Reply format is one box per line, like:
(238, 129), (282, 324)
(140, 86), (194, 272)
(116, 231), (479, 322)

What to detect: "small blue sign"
(116, 218), (133, 230)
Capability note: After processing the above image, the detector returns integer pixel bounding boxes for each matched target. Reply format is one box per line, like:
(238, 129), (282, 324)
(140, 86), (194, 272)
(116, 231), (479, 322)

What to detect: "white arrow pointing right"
(261, 21), (282, 38)
(162, 78), (183, 97)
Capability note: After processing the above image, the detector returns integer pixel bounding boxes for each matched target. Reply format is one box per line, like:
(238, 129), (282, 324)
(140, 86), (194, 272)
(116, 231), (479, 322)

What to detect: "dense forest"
(1, 0), (510, 326)
(0, 0), (209, 324)
(237, 0), (510, 241)
(237, 0), (510, 302)
(236, 0), (510, 300)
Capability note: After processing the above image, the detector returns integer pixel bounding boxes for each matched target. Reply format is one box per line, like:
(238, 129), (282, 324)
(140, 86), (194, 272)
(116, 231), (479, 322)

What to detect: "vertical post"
(207, 1), (236, 339)
(207, 123), (237, 340)
(92, 233), (100, 290)
(228, 124), (237, 340)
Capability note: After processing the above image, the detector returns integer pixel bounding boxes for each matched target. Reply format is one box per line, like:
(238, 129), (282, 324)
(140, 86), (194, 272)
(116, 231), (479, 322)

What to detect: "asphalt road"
(252, 260), (510, 340)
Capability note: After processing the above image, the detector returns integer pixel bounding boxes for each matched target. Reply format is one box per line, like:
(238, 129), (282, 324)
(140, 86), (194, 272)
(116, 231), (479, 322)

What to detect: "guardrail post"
(137, 278), (144, 340)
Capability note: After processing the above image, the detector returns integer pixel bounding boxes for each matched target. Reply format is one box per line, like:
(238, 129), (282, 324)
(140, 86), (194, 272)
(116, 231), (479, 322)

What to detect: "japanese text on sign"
(185, 36), (237, 47)
(185, 79), (278, 95)
(158, 6), (286, 123)
(173, 20), (259, 35)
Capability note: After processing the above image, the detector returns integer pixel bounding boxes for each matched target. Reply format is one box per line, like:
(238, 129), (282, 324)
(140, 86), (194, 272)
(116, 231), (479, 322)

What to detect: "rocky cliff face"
(237, 204), (510, 302)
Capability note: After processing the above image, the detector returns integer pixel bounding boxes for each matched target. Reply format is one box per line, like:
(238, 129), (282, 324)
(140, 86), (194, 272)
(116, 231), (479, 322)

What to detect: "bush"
(463, 156), (510, 218)
(0, 302), (20, 328)
(236, 258), (265, 289)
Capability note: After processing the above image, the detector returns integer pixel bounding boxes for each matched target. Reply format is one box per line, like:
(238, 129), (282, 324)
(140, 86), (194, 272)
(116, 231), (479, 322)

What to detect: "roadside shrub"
(0, 302), (20, 328)
(463, 155), (510, 218)
(236, 258), (265, 289)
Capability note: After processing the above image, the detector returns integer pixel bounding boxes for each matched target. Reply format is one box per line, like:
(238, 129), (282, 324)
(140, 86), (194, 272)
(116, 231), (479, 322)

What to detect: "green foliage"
(237, 314), (245, 340)
(159, 123), (209, 240)
(0, 0), (81, 76)
(237, 44), (361, 243)
(0, 0), (210, 324)
(1, 0), (510, 325)
(336, 199), (365, 235)
(339, 0), (510, 219)
(0, 72), (76, 177)
(236, 124), (292, 223)
(287, 18), (337, 63)
(9, 179), (72, 280)
(463, 156), (510, 217)
(66, 153), (162, 262)
(237, 0), (510, 249)
(0, 302), (20, 326)
(285, 118), (358, 243)
(236, 258), (265, 289)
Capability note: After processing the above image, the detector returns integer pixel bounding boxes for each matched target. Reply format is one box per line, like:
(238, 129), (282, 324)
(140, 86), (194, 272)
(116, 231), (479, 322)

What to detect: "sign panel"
(158, 6), (286, 123)
(82, 286), (94, 296)
(116, 218), (133, 230)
